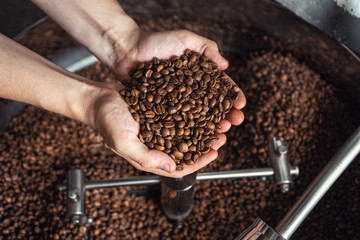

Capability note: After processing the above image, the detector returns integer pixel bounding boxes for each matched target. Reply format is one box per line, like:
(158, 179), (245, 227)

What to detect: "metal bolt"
(280, 183), (290, 193)
(81, 216), (88, 224)
(71, 215), (81, 224)
(278, 144), (287, 155)
(68, 189), (79, 202)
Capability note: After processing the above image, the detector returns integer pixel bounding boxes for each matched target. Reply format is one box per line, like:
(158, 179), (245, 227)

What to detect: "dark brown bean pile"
(120, 50), (240, 169)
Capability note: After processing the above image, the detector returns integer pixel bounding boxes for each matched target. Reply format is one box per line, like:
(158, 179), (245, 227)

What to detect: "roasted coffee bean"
(189, 145), (197, 152)
(145, 110), (155, 118)
(170, 127), (176, 137)
(193, 153), (200, 163)
(176, 165), (184, 171)
(141, 130), (153, 142)
(184, 152), (193, 161)
(144, 69), (152, 78)
(147, 94), (154, 103)
(173, 114), (182, 121)
(164, 121), (175, 128)
(177, 121), (186, 128)
(176, 128), (185, 136)
(132, 113), (140, 122)
(166, 83), (175, 92)
(156, 136), (165, 146)
(173, 150), (184, 159)
(204, 138), (215, 148)
(168, 107), (177, 114)
(161, 128), (170, 137)
(158, 88), (167, 96)
(185, 160), (195, 165)
(200, 147), (210, 154)
(165, 140), (172, 149)
(155, 144), (165, 151)
(178, 142), (189, 153)
(181, 103), (191, 112)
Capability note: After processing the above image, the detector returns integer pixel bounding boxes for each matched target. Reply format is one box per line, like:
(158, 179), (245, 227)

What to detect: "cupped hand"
(97, 29), (246, 177)
(91, 87), (226, 178)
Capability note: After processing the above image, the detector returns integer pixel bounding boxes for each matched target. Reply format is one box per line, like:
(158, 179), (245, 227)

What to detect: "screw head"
(71, 215), (81, 224)
(280, 183), (290, 193)
(68, 189), (79, 202)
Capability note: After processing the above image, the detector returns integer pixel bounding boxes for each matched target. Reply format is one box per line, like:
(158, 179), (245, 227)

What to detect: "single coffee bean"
(158, 88), (167, 96)
(132, 113), (140, 122)
(176, 165), (184, 171)
(165, 140), (172, 149)
(141, 130), (153, 142)
(152, 71), (161, 79)
(168, 107), (177, 114)
(176, 128), (185, 136)
(173, 114), (182, 121)
(155, 145), (165, 151)
(150, 123), (161, 132)
(173, 150), (184, 159)
(164, 121), (175, 128)
(161, 128), (170, 137)
(156, 136), (165, 146)
(185, 160), (195, 165)
(193, 154), (200, 162)
(177, 121), (186, 128)
(178, 143), (189, 153)
(145, 110), (155, 118)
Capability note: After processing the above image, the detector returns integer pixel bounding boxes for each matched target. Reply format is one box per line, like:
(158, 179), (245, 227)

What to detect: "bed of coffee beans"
(1, 2), (359, 239)
(120, 50), (239, 168)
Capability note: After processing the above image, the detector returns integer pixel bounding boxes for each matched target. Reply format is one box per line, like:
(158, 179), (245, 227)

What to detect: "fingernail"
(160, 162), (171, 173)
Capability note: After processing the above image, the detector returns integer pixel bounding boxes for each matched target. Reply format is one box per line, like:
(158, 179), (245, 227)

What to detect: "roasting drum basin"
(0, 0), (359, 239)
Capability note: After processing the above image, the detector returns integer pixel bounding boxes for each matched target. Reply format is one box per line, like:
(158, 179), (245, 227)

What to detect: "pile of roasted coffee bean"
(0, 51), (358, 239)
(120, 50), (239, 169)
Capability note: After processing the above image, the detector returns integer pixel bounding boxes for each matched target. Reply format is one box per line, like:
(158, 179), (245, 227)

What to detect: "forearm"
(0, 33), (101, 125)
(31, 0), (140, 68)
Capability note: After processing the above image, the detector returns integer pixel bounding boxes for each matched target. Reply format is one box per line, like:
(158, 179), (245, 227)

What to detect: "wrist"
(32, 0), (140, 71)
(99, 15), (141, 69)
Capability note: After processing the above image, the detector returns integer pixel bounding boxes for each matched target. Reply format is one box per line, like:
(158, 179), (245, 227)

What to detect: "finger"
(217, 119), (232, 133)
(225, 108), (244, 126)
(221, 73), (246, 109)
(211, 133), (226, 150)
(202, 41), (229, 70)
(233, 87), (246, 109)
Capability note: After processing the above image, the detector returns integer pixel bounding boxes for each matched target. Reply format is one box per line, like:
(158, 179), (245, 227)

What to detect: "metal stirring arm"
(60, 167), (299, 224)
(235, 126), (360, 240)
(59, 136), (298, 225)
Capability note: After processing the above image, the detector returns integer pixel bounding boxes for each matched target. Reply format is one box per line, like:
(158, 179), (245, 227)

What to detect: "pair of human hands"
(90, 29), (246, 178)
